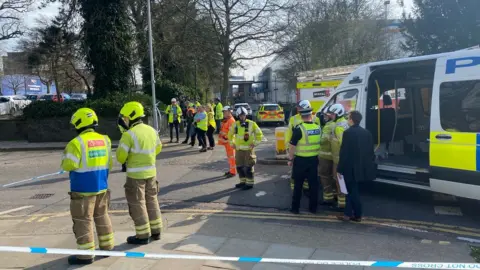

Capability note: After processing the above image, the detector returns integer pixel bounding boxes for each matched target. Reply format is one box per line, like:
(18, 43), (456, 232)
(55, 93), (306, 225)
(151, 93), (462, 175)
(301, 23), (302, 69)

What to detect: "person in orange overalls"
(218, 106), (236, 178)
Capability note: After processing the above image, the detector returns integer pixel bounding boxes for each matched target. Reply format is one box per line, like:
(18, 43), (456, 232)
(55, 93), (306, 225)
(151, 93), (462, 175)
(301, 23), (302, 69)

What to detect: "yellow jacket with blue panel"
(116, 123), (162, 179)
(61, 130), (113, 195)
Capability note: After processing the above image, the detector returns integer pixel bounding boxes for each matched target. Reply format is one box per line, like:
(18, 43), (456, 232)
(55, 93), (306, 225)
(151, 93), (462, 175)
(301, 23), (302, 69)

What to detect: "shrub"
(147, 79), (201, 106)
(23, 92), (153, 119)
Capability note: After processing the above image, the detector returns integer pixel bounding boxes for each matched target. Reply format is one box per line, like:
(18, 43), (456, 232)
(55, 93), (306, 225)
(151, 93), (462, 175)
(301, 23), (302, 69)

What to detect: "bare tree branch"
(0, 0), (34, 40)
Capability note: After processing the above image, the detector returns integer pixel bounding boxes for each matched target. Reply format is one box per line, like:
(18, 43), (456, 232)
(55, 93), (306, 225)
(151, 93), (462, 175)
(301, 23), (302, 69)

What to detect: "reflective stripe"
(74, 136), (110, 173)
(296, 124), (321, 156)
(127, 130), (156, 154)
(119, 143), (130, 152)
(63, 153), (80, 164)
(99, 233), (114, 241)
(77, 242), (95, 250)
(127, 165), (156, 173)
(150, 224), (162, 230)
(237, 145), (251, 150)
(76, 165), (109, 173)
(135, 223), (150, 230)
(319, 151), (332, 156)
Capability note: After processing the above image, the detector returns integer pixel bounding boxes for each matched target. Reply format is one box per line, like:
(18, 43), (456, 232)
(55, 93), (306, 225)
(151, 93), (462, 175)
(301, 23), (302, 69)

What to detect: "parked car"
(256, 103), (285, 126)
(0, 95), (32, 116)
(233, 103), (253, 119)
(39, 94), (64, 102)
(26, 95), (41, 101)
(70, 93), (87, 101)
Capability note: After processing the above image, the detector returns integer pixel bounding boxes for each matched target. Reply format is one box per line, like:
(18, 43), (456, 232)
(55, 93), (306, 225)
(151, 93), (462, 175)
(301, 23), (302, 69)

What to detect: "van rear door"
(430, 51), (480, 199)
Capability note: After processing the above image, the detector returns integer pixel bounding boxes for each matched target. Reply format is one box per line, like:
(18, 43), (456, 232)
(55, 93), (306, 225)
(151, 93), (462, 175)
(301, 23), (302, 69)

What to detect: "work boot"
(68, 255), (93, 265)
(224, 172), (236, 178)
(151, 233), (161, 241)
(235, 183), (246, 188)
(200, 148), (207, 152)
(126, 236), (150, 245)
(121, 164), (127, 172)
(242, 185), (253, 190)
(169, 139), (173, 143)
(182, 140), (188, 144)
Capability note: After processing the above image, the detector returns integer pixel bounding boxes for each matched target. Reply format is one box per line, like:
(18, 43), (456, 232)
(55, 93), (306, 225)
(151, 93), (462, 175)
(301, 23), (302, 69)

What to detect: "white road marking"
(380, 223), (429, 233)
(255, 191), (266, 197)
(434, 206), (463, 216)
(37, 217), (50, 222)
(457, 237), (480, 244)
(420, 239), (432, 244)
(439, 241), (451, 245)
(25, 216), (37, 223)
(280, 175), (290, 179)
(0, 205), (33, 216)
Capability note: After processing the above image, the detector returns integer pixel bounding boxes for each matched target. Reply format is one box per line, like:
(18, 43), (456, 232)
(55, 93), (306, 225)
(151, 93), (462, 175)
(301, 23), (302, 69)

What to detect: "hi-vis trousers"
(318, 157), (335, 203)
(333, 162), (346, 208)
(125, 177), (162, 239)
(70, 190), (114, 260)
(236, 149), (256, 186)
(224, 144), (236, 174)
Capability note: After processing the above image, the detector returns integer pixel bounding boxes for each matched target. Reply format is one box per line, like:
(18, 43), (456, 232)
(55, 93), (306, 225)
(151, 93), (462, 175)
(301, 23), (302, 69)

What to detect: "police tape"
(0, 246), (477, 269)
(2, 170), (65, 188)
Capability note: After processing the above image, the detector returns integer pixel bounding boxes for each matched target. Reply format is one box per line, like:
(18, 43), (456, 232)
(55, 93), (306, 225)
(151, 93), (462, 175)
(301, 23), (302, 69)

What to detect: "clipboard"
(337, 173), (348, 195)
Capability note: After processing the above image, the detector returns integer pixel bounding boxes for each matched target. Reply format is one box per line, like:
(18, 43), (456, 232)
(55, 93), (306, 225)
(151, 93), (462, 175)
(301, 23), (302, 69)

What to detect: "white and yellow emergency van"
(317, 47), (480, 200)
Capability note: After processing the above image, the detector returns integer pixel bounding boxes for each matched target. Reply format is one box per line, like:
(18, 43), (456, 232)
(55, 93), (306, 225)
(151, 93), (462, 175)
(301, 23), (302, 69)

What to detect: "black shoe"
(235, 183), (246, 188)
(121, 164), (127, 172)
(169, 139), (173, 143)
(182, 141), (188, 144)
(225, 172), (236, 178)
(126, 236), (150, 245)
(200, 148), (207, 152)
(242, 185), (253, 190)
(176, 139), (179, 143)
(290, 208), (300, 215)
(309, 209), (317, 214)
(151, 233), (161, 241)
(68, 255), (93, 265)
(207, 147), (214, 150)
(319, 201), (334, 206)
(190, 143), (194, 147)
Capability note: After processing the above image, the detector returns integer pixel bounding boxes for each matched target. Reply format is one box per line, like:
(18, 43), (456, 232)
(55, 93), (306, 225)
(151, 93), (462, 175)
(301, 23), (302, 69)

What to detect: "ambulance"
(316, 47), (480, 200)
(296, 65), (360, 114)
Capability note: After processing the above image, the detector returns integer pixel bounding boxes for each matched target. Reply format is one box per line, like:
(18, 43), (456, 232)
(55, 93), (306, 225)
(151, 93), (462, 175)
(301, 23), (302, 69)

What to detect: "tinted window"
(42, 95), (53, 100)
(440, 80), (480, 132)
(263, 105), (279, 111)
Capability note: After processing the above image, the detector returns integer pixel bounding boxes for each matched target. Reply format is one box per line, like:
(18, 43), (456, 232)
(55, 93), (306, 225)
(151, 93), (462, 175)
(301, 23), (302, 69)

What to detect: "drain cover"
(29, 193), (54, 200)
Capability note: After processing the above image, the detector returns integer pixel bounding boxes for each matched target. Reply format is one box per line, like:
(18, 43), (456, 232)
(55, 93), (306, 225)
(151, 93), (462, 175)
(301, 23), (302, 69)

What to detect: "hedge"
(149, 79), (202, 106)
(23, 92), (154, 119)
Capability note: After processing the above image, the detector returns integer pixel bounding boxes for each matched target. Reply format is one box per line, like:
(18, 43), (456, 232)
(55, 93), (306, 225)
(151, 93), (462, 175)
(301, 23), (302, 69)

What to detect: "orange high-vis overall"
(218, 116), (236, 174)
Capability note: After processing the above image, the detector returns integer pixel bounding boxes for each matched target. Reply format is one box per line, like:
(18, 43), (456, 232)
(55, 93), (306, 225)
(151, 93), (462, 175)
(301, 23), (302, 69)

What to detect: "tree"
(4, 75), (25, 94)
(196, 0), (295, 103)
(401, 0), (480, 56)
(0, 0), (34, 41)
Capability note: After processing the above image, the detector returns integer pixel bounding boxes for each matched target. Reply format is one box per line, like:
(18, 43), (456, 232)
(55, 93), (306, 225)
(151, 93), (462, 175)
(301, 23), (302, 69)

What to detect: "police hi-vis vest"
(63, 131), (111, 194)
(197, 112), (208, 131)
(295, 123), (321, 157)
(116, 123), (162, 179)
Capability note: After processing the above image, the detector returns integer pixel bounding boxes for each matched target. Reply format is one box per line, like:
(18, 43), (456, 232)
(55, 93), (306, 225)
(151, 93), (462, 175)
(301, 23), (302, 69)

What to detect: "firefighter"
(228, 107), (263, 190)
(61, 108), (114, 265)
(218, 106), (236, 177)
(318, 105), (336, 205)
(286, 100), (320, 195)
(118, 119), (129, 172)
(328, 103), (349, 210)
(116, 101), (163, 245)
(288, 103), (320, 214)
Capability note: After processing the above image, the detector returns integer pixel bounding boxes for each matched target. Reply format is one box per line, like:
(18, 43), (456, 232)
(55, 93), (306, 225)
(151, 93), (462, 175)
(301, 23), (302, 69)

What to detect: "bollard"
(275, 127), (288, 160)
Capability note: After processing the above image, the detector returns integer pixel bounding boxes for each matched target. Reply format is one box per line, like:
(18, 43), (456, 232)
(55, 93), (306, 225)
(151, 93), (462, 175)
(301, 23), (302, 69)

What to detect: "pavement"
(0, 126), (480, 269)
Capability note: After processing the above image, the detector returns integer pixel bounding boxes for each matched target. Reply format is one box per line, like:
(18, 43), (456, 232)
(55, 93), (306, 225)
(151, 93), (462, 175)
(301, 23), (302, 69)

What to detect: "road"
(0, 127), (479, 269)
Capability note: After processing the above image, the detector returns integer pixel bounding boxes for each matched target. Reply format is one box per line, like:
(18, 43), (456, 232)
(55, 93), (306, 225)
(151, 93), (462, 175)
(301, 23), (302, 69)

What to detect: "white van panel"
(430, 179), (480, 200)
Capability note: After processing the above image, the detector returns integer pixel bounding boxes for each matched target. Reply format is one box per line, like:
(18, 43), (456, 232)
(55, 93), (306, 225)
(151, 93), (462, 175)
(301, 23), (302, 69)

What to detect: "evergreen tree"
(402, 0), (480, 56)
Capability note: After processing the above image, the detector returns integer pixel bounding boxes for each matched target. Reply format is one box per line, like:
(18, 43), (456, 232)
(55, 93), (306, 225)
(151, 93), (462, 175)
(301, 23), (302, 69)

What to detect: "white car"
(233, 103), (253, 119)
(0, 95), (31, 116)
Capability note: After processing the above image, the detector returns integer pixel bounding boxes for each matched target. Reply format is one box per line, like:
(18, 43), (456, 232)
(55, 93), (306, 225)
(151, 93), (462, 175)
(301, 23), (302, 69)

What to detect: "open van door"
(430, 51), (480, 199)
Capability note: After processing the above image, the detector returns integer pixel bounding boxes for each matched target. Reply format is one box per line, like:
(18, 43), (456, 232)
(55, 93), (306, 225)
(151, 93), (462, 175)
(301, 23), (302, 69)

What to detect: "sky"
(1, 0), (414, 80)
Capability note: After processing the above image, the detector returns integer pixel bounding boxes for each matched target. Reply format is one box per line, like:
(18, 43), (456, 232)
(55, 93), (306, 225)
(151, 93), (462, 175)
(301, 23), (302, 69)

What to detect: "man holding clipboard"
(336, 111), (374, 222)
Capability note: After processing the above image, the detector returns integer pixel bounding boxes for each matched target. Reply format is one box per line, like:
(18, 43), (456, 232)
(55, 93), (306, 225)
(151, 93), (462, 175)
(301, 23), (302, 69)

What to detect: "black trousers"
(207, 126), (215, 147)
(169, 121), (179, 141)
(196, 128), (207, 149)
(184, 122), (193, 142)
(344, 178), (363, 218)
(291, 156), (319, 212)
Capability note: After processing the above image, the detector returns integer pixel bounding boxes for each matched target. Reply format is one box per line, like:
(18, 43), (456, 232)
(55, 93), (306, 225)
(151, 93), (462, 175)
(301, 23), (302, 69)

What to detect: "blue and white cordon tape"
(2, 170), (65, 188)
(0, 246), (478, 269)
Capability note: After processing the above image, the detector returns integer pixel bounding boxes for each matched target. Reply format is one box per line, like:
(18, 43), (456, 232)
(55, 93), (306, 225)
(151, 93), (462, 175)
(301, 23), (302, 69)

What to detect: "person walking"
(287, 103), (320, 214)
(206, 104), (217, 150)
(228, 107), (263, 190)
(166, 98), (182, 143)
(214, 98), (223, 134)
(116, 102), (163, 245)
(218, 106), (236, 178)
(61, 108), (114, 265)
(194, 105), (208, 152)
(337, 111), (374, 222)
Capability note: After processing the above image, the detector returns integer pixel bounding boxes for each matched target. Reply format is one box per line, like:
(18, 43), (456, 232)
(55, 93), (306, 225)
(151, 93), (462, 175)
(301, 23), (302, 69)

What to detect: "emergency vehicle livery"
(316, 47), (480, 200)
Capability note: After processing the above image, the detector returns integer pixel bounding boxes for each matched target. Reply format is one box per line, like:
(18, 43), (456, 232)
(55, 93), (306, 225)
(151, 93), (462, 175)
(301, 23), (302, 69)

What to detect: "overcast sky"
(2, 0), (414, 80)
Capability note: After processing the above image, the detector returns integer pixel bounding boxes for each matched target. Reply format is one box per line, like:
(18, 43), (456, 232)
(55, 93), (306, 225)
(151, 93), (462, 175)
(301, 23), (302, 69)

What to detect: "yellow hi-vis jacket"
(286, 113), (320, 142)
(116, 122), (162, 179)
(61, 129), (113, 196)
(207, 111), (216, 129)
(331, 116), (349, 164)
(166, 104), (182, 123)
(319, 121), (335, 160)
(228, 119), (263, 150)
(214, 102), (224, 120)
(295, 123), (321, 157)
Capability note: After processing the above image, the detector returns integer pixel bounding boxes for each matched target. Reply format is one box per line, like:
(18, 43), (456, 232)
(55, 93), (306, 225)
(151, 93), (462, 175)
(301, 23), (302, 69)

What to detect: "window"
(324, 89), (359, 113)
(440, 80), (480, 132)
(263, 105), (280, 111)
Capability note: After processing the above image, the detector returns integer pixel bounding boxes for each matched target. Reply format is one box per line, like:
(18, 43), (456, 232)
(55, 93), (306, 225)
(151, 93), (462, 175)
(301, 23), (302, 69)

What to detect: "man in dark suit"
(336, 110), (374, 222)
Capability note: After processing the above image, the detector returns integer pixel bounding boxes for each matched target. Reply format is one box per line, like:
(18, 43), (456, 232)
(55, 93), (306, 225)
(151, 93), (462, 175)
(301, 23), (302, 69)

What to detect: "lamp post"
(384, 0), (391, 58)
(147, 0), (158, 131)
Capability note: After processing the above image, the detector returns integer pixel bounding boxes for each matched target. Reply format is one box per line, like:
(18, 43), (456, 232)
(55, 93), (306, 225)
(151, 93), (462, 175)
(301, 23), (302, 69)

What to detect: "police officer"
(116, 102), (163, 245)
(287, 102), (320, 214)
(318, 105), (336, 205)
(228, 107), (263, 190)
(328, 103), (349, 210)
(61, 108), (114, 265)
